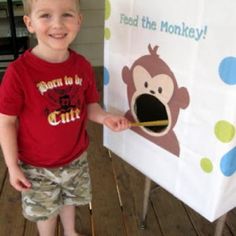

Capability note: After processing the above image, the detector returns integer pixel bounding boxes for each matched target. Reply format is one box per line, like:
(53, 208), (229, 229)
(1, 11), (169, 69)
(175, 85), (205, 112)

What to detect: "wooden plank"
(80, 10), (104, 27)
(76, 28), (104, 44)
(112, 154), (163, 236)
(56, 219), (63, 236)
(150, 188), (197, 236)
(71, 2), (104, 67)
(0, 151), (42, 236)
(87, 122), (126, 236)
(93, 66), (103, 89)
(76, 205), (92, 236)
(24, 220), (38, 236)
(80, 0), (104, 10)
(0, 174), (25, 236)
(226, 209), (236, 235)
(71, 43), (104, 67)
(0, 150), (7, 194)
(185, 206), (232, 236)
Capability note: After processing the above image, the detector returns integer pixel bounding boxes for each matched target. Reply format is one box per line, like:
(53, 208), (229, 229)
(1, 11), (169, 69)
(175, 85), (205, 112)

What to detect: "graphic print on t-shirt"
(36, 75), (83, 126)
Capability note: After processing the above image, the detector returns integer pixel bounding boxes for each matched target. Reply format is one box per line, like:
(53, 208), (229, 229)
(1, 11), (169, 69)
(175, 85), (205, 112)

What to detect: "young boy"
(0, 0), (129, 235)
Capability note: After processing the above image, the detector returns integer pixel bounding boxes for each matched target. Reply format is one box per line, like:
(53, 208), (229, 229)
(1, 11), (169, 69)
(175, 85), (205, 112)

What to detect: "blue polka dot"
(103, 67), (110, 85)
(219, 57), (236, 85)
(220, 146), (236, 176)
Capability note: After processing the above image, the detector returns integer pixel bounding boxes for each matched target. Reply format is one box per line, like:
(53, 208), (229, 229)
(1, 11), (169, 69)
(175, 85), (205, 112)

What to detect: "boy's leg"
(60, 153), (91, 236)
(59, 205), (76, 235)
(20, 163), (62, 235)
(59, 205), (82, 236)
(37, 216), (57, 236)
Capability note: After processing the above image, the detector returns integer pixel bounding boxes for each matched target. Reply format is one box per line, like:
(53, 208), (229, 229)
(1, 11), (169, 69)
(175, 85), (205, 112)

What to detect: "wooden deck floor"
(1, 68), (236, 236)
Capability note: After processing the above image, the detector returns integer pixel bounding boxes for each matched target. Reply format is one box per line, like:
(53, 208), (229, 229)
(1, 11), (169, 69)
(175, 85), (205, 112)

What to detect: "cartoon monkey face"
(131, 65), (174, 136)
(122, 44), (190, 156)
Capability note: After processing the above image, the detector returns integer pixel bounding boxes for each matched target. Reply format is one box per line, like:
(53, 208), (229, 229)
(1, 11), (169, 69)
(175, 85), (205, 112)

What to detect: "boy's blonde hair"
(22, 0), (80, 15)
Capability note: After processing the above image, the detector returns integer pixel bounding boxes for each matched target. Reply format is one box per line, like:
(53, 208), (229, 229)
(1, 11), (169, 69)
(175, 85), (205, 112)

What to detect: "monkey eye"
(144, 81), (148, 88)
(158, 87), (163, 94)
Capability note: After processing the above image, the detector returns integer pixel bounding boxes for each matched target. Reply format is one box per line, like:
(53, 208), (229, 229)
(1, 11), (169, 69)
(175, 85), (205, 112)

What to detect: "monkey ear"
(122, 66), (131, 84)
(177, 87), (190, 109)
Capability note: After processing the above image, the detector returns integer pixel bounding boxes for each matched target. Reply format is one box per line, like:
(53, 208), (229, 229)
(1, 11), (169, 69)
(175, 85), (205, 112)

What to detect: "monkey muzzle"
(134, 94), (169, 134)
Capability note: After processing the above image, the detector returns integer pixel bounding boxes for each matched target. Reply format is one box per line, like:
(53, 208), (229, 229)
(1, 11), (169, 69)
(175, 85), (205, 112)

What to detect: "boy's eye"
(63, 13), (74, 17)
(40, 13), (50, 18)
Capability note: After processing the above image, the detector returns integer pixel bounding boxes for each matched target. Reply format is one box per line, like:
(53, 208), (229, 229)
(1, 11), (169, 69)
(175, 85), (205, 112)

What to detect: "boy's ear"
(78, 13), (83, 24)
(23, 15), (35, 33)
(77, 13), (83, 31)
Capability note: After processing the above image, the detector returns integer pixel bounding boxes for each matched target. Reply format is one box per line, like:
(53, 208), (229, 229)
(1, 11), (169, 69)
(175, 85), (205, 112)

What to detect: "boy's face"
(23, 0), (81, 53)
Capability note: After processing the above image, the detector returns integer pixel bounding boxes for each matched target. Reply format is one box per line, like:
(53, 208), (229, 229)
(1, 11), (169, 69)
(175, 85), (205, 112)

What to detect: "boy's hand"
(103, 115), (130, 132)
(8, 165), (31, 192)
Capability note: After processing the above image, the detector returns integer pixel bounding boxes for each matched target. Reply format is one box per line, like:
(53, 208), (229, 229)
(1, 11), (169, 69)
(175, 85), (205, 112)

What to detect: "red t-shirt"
(0, 49), (99, 167)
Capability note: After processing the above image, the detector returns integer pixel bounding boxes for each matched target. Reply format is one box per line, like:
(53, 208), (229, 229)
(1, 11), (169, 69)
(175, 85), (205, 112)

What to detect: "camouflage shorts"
(20, 152), (91, 222)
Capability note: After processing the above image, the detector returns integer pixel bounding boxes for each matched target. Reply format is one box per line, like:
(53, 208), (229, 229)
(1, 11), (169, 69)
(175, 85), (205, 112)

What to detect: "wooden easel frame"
(140, 176), (227, 236)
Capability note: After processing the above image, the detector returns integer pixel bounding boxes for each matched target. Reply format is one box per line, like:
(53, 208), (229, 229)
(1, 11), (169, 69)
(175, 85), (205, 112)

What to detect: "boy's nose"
(52, 17), (64, 28)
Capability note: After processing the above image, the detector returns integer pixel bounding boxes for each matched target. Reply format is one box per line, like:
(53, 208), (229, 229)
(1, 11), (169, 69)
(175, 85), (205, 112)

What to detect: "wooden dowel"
(130, 120), (168, 127)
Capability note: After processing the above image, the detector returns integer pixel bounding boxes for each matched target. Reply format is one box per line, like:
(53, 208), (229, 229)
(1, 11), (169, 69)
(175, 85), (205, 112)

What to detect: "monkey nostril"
(158, 87), (163, 94)
(150, 90), (155, 94)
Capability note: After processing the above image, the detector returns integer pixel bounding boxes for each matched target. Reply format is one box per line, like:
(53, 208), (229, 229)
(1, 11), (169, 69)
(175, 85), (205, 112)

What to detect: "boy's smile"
(49, 33), (67, 39)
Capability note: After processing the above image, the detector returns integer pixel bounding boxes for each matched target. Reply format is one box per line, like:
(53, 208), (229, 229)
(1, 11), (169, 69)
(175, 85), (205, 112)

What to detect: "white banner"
(103, 0), (236, 221)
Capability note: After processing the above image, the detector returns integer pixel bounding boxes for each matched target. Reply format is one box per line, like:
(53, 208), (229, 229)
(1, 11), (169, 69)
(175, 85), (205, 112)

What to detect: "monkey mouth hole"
(134, 94), (169, 133)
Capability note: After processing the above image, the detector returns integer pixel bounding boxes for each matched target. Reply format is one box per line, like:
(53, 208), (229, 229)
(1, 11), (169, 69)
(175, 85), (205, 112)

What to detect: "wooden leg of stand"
(214, 213), (227, 236)
(140, 176), (151, 229)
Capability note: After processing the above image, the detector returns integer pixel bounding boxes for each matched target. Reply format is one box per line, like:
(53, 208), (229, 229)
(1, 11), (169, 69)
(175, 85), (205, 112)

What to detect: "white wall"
(71, 0), (105, 66)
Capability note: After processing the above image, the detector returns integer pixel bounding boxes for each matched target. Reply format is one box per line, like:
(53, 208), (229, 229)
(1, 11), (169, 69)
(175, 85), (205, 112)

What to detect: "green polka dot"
(200, 158), (213, 173)
(105, 0), (111, 20)
(214, 120), (235, 143)
(104, 28), (111, 40)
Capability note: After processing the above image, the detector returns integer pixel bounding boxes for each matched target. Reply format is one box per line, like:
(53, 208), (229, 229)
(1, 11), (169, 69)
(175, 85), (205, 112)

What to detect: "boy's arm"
(0, 113), (31, 191)
(87, 103), (130, 131)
